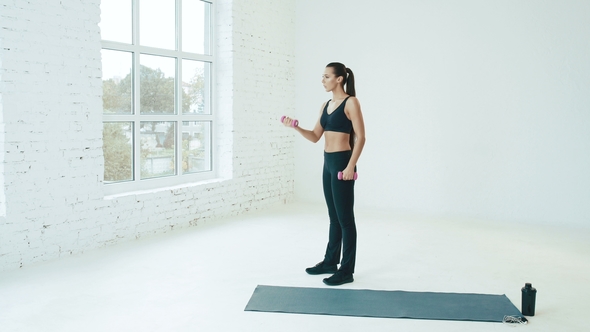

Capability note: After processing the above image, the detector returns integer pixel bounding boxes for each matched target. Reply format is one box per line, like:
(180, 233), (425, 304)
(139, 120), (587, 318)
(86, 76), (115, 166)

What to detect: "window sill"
(103, 176), (230, 200)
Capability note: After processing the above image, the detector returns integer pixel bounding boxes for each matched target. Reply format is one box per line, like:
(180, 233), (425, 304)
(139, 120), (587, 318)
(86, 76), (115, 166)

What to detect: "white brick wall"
(0, 22), (5, 218)
(0, 0), (296, 271)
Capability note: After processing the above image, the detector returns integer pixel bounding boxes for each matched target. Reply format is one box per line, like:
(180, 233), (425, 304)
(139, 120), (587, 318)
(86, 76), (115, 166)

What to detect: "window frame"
(101, 0), (216, 195)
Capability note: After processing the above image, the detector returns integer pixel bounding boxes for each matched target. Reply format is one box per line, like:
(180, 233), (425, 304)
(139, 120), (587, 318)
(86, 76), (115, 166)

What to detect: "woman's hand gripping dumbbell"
(338, 171), (358, 181)
(280, 116), (299, 128)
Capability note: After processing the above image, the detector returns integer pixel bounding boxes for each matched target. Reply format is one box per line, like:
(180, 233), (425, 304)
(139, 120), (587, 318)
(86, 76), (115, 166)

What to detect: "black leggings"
(322, 150), (357, 274)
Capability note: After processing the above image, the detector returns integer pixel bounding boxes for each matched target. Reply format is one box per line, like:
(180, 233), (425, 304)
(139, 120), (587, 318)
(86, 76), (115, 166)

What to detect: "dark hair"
(326, 62), (357, 150)
(326, 62), (356, 97)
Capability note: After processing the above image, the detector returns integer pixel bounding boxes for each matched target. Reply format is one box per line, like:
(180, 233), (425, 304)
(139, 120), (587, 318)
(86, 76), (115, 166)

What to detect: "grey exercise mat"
(245, 285), (525, 323)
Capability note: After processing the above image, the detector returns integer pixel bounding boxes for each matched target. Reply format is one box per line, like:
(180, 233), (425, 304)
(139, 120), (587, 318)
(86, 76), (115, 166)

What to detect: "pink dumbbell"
(338, 172), (358, 180)
(280, 115), (299, 127)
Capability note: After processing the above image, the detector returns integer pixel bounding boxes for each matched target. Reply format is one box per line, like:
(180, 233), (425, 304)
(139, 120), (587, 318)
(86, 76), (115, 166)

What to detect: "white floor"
(1, 202), (589, 332)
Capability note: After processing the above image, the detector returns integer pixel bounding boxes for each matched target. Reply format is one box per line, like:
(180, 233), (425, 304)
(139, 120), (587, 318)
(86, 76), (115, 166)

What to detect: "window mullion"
(133, 0), (140, 183)
(177, 0), (182, 52)
(204, 0), (211, 55)
(177, 56), (182, 175)
(102, 41), (213, 62)
(133, 0), (140, 46)
(134, 50), (141, 183)
(176, 0), (182, 176)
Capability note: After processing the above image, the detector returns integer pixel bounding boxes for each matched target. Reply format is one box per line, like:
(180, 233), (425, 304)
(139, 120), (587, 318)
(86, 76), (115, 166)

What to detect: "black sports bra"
(320, 96), (353, 133)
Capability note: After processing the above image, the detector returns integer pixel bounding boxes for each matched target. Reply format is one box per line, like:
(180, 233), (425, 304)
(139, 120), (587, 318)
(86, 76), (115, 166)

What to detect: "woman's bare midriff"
(324, 131), (351, 152)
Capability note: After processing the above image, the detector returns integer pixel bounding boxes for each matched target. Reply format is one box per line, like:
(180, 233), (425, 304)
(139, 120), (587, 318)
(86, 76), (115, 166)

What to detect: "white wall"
(295, 0), (590, 227)
(0, 0), (296, 271)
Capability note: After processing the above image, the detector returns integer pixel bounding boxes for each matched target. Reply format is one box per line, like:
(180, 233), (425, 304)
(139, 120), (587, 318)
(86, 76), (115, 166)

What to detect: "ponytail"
(345, 68), (356, 97)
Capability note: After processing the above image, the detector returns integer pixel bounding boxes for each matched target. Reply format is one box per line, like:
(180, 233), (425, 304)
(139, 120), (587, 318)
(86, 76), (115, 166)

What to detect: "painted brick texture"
(0, 0), (296, 271)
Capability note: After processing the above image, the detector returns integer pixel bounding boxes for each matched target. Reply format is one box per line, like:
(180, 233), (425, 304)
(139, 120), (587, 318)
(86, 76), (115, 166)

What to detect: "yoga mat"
(245, 285), (525, 323)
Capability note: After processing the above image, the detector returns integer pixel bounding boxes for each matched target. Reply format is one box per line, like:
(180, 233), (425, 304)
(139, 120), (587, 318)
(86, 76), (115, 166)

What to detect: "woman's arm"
(342, 97), (366, 180)
(283, 103), (325, 143)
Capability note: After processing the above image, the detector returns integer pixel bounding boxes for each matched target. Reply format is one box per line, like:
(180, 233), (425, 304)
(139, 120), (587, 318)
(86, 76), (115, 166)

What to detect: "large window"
(100, 0), (214, 193)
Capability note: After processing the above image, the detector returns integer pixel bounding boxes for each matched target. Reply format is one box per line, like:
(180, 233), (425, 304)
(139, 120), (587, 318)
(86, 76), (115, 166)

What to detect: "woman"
(282, 62), (366, 286)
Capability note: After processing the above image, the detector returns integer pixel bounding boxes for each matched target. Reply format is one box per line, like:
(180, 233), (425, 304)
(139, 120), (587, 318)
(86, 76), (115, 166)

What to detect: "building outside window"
(100, 0), (214, 194)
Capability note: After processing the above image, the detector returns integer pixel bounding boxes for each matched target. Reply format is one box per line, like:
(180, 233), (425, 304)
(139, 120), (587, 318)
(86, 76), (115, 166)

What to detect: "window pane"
(182, 0), (211, 54)
(182, 121), (211, 173)
(139, 54), (176, 114)
(102, 50), (133, 114)
(99, 0), (132, 44)
(182, 60), (210, 114)
(140, 0), (175, 50)
(140, 121), (176, 179)
(103, 122), (134, 183)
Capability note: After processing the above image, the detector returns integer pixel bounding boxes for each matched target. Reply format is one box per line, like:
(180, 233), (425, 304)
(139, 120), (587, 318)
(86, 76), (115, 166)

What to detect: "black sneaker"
(305, 261), (338, 275)
(323, 271), (354, 286)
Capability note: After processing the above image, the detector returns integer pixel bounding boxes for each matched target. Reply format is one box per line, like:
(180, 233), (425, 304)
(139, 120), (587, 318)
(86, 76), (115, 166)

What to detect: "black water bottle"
(521, 283), (537, 316)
